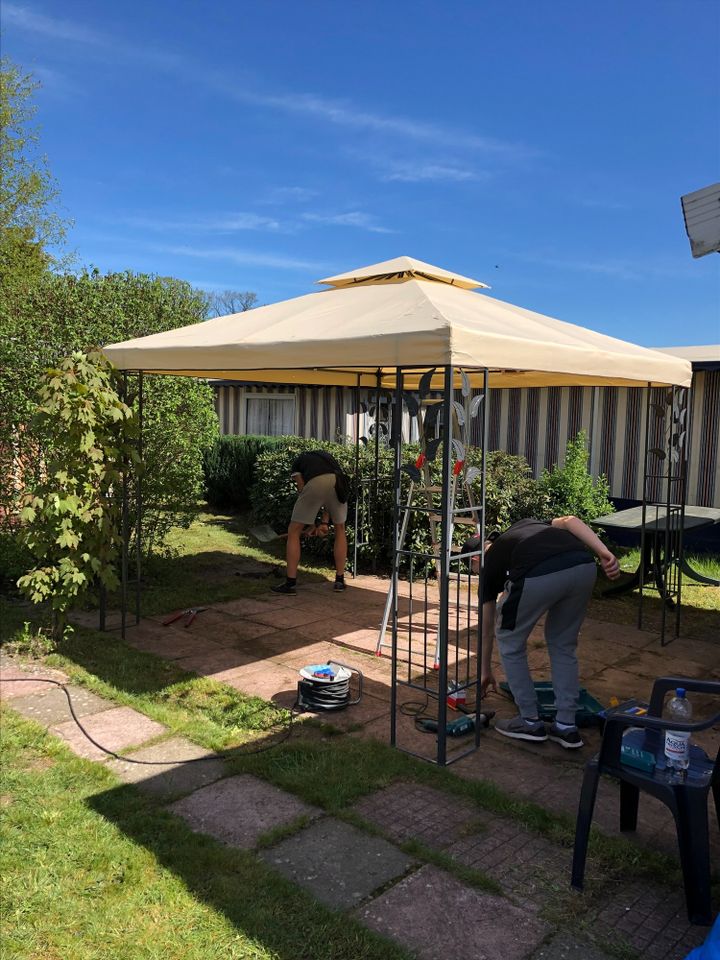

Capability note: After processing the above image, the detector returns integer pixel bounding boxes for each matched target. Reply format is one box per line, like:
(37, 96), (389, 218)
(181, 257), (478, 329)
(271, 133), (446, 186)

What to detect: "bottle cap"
(676, 687), (686, 698)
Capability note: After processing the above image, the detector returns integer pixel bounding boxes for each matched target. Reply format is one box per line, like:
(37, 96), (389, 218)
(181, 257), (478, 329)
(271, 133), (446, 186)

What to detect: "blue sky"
(3, 0), (719, 346)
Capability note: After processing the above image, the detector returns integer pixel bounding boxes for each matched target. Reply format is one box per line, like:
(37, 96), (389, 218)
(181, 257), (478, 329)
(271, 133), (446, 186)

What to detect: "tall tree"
(0, 58), (67, 285)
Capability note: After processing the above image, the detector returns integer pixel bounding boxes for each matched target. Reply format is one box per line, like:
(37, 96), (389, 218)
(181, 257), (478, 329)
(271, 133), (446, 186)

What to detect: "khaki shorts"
(291, 473), (348, 526)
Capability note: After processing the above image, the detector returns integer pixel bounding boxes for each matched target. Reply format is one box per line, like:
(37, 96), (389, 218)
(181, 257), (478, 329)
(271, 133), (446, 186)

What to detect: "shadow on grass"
(84, 774), (412, 960)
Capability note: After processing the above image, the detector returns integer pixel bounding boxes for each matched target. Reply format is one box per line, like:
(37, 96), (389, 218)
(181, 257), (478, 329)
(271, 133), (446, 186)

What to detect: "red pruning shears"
(162, 607), (207, 628)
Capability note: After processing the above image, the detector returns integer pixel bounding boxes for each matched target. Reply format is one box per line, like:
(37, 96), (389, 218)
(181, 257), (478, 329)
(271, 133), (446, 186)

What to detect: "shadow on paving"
(85, 762), (411, 960)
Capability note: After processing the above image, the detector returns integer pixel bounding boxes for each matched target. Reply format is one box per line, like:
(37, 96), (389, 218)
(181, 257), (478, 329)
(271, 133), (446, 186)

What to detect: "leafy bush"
(17, 351), (137, 640)
(249, 439), (541, 575)
(535, 431), (613, 523)
(203, 435), (286, 509)
(1, 270), (218, 566)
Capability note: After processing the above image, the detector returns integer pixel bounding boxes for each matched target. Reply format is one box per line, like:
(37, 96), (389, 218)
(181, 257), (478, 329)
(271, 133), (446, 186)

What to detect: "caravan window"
(245, 393), (295, 436)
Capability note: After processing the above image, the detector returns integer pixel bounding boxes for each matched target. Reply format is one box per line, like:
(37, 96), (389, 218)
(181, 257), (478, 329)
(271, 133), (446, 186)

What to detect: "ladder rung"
(429, 514), (477, 526)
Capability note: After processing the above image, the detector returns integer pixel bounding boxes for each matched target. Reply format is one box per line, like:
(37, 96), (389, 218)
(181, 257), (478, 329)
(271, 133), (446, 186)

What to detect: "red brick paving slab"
(529, 932), (613, 959)
(51, 706), (166, 762)
(259, 817), (416, 910)
(243, 606), (328, 630)
(168, 773), (321, 849)
(447, 813), (570, 911)
(0, 662), (68, 700)
(107, 737), (226, 799)
(353, 782), (480, 849)
(173, 649), (257, 675)
(586, 880), (710, 960)
(208, 620), (279, 646)
(123, 629), (217, 661)
(357, 864), (549, 960)
(7, 684), (111, 726)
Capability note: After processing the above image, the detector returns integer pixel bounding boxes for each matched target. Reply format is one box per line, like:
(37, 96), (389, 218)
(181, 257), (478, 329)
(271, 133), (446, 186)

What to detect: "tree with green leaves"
(18, 351), (137, 640)
(1, 271), (219, 579)
(0, 57), (67, 286)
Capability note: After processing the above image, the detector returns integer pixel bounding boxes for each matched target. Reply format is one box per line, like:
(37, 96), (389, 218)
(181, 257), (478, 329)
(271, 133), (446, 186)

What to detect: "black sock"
(335, 574), (344, 582)
(286, 577), (297, 586)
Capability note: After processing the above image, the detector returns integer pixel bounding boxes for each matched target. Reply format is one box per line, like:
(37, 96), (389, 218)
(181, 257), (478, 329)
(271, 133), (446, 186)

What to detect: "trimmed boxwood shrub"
(203, 435), (286, 509)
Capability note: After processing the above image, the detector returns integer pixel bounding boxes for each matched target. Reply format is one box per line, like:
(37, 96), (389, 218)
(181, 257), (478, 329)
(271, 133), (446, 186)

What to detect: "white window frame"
(243, 390), (297, 436)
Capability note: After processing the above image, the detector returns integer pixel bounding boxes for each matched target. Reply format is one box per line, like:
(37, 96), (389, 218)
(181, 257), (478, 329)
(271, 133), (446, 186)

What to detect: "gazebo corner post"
(638, 384), (651, 630)
(674, 386), (690, 640)
(389, 367), (404, 748)
(475, 368), (490, 750)
(372, 368), (382, 575)
(120, 371), (129, 641)
(352, 374), (361, 579)
(135, 371), (143, 625)
(436, 364), (454, 767)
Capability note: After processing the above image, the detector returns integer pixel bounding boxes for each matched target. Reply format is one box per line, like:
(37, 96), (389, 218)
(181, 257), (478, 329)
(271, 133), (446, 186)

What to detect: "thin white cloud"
(3, 2), (182, 70)
(383, 162), (488, 183)
(152, 244), (323, 272)
(220, 85), (532, 158)
(5, 4), (534, 165)
(511, 251), (640, 281)
(301, 211), (395, 234)
(2, 3), (106, 45)
(262, 186), (318, 205)
(121, 213), (282, 233)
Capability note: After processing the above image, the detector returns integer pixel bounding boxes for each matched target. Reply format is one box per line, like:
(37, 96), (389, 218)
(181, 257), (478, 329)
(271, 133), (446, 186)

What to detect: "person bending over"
(463, 516), (620, 749)
(271, 449), (348, 595)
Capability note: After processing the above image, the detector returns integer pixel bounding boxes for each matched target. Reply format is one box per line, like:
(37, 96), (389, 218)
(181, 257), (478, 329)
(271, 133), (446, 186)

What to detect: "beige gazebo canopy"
(103, 256), (692, 389)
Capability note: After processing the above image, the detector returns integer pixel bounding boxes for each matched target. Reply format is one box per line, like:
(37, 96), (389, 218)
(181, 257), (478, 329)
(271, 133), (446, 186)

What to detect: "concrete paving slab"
(0, 663), (68, 700)
(169, 773), (320, 849)
(357, 864), (549, 960)
(7, 684), (112, 726)
(530, 932), (613, 960)
(259, 817), (415, 910)
(245, 606), (328, 630)
(51, 706), (166, 761)
(353, 782), (480, 849)
(107, 737), (226, 799)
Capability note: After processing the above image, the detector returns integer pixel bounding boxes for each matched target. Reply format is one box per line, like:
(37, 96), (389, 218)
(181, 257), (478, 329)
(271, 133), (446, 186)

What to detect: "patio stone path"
(353, 782), (481, 849)
(357, 864), (550, 960)
(106, 736), (226, 799)
(259, 817), (416, 910)
(4, 574), (718, 958)
(50, 705), (167, 762)
(169, 773), (321, 849)
(8, 683), (110, 726)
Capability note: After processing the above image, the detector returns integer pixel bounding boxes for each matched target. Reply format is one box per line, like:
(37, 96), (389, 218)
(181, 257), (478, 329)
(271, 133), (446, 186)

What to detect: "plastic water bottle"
(664, 688), (692, 772)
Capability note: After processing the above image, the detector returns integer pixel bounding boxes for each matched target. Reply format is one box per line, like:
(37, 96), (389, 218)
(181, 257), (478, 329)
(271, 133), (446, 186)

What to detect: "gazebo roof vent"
(317, 255), (489, 291)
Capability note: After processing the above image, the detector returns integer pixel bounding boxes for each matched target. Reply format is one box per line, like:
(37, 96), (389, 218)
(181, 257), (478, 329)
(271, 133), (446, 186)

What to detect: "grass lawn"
(2, 507), (718, 958)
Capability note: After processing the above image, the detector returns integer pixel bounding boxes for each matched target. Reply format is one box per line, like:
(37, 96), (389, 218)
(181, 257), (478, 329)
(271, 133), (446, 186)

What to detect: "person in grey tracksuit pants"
(464, 516), (620, 749)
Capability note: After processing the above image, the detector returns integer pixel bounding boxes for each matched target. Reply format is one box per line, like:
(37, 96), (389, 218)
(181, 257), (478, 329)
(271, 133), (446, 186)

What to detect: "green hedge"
(248, 439), (541, 574)
(203, 435), (287, 509)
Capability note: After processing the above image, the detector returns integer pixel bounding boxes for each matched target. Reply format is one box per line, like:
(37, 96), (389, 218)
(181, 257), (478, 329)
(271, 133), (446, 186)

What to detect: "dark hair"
(462, 530), (500, 556)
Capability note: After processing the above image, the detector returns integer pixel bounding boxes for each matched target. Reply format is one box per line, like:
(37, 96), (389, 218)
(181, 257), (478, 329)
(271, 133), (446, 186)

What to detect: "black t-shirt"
(482, 519), (590, 602)
(290, 450), (340, 484)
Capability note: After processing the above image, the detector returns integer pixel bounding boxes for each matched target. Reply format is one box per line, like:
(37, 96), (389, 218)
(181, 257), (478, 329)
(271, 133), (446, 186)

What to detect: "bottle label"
(665, 731), (690, 760)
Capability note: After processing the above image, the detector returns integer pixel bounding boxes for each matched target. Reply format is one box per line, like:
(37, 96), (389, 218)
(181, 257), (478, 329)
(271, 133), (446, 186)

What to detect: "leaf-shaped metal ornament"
(650, 403), (666, 419)
(418, 368), (437, 399)
(452, 401), (466, 427)
(460, 369), (470, 397)
(469, 393), (484, 419)
(464, 466), (481, 486)
(649, 447), (667, 460)
(402, 464), (421, 482)
(678, 408), (687, 428)
(403, 392), (419, 417)
(425, 437), (443, 462)
(423, 403), (440, 431)
(451, 439), (465, 461)
(360, 436), (368, 445)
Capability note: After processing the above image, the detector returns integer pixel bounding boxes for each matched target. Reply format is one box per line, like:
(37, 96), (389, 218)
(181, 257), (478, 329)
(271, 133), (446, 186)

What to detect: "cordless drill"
(418, 711), (495, 737)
